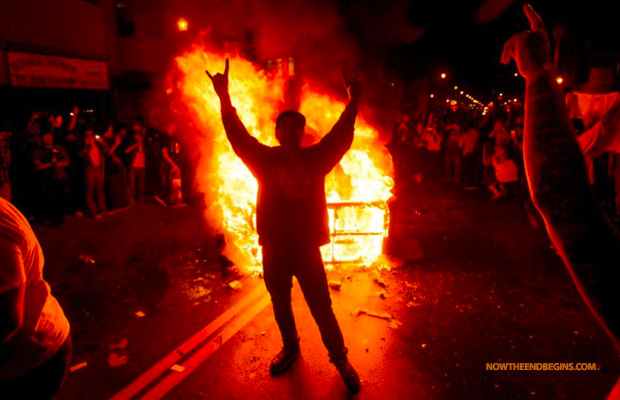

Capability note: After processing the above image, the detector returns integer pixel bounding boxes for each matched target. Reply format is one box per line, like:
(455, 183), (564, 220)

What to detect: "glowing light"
(454, 86), (458, 90)
(460, 91), (464, 95)
(177, 18), (188, 31)
(446, 99), (450, 103)
(440, 73), (446, 79)
(514, 73), (519, 77)
(430, 94), (434, 98)
(556, 76), (564, 85)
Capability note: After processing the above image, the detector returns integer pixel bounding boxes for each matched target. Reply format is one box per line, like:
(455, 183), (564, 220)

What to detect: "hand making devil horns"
(205, 58), (230, 100)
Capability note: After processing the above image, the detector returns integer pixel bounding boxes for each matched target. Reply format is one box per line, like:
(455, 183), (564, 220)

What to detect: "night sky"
(339, 0), (619, 101)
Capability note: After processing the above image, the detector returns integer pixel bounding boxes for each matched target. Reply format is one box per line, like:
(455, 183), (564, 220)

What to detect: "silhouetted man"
(207, 59), (361, 394)
(502, 4), (620, 398)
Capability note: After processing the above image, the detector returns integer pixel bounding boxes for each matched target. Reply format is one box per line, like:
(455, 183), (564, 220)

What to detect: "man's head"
(275, 110), (305, 148)
(42, 132), (54, 146)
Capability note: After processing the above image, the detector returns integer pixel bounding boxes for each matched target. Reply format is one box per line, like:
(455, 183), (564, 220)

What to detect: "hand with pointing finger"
(206, 58), (230, 100)
(342, 68), (362, 102)
(500, 4), (553, 80)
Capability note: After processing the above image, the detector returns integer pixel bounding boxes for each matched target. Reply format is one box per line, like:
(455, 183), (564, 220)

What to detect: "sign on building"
(8, 51), (109, 90)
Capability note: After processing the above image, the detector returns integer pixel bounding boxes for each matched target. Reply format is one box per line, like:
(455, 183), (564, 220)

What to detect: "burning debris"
(228, 280), (243, 290)
(328, 280), (343, 291)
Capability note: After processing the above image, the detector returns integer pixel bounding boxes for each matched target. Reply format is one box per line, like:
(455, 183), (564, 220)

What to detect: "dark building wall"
(0, 0), (107, 60)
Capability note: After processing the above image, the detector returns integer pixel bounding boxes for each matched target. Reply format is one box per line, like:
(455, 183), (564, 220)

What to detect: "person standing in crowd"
(125, 126), (147, 204)
(486, 130), (519, 200)
(420, 113), (442, 179)
(101, 123), (128, 211)
(444, 119), (463, 183)
(63, 106), (85, 217)
(32, 130), (70, 226)
(0, 196), (72, 399)
(159, 123), (183, 206)
(387, 112), (414, 187)
(0, 128), (11, 202)
(459, 121), (480, 189)
(80, 127), (108, 218)
(488, 119), (510, 144)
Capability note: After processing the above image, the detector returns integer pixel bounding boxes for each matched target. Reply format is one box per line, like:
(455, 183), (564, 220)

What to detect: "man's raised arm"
(206, 59), (267, 170)
(502, 4), (620, 348)
(313, 72), (361, 172)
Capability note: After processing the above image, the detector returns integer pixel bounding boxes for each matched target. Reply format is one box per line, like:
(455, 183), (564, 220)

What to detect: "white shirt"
(0, 198), (70, 379)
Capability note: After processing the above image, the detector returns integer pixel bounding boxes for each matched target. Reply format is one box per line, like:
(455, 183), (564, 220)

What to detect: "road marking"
(138, 295), (272, 399)
(110, 285), (268, 400)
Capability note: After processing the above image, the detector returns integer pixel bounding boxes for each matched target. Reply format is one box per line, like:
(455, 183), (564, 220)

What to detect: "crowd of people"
(389, 108), (525, 196)
(387, 104), (620, 225)
(0, 108), (186, 226)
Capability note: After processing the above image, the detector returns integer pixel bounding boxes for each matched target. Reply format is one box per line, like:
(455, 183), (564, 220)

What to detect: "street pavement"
(37, 181), (620, 400)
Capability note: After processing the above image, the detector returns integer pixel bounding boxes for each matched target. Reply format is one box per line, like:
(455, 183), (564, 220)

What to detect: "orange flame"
(172, 45), (393, 273)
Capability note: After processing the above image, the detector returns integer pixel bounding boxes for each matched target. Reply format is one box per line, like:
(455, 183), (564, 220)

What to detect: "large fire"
(171, 45), (393, 273)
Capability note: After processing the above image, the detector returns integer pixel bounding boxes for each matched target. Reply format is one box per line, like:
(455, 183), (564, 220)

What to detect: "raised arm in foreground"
(502, 4), (620, 349)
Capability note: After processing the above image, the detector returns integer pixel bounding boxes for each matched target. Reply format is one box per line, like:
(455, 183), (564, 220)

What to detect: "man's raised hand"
(342, 69), (362, 102)
(206, 58), (230, 99)
(500, 4), (553, 80)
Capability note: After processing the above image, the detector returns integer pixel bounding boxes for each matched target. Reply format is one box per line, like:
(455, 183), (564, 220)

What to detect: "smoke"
(166, 0), (422, 122)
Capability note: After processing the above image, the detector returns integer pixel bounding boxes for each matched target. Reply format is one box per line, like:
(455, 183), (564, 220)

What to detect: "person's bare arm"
(312, 70), (360, 172)
(206, 59), (268, 170)
(162, 147), (179, 172)
(125, 142), (139, 154)
(33, 151), (53, 170)
(68, 107), (79, 132)
(109, 133), (121, 156)
(502, 4), (620, 348)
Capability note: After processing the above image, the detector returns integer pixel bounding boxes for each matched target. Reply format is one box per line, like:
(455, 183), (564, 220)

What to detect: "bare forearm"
(125, 143), (138, 154)
(525, 70), (620, 344)
(524, 71), (592, 220)
(35, 163), (53, 170)
(332, 100), (358, 134)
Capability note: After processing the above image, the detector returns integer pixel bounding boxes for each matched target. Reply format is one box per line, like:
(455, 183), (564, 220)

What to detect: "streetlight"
(177, 18), (188, 31)
(556, 76), (564, 85)
(440, 73), (446, 79)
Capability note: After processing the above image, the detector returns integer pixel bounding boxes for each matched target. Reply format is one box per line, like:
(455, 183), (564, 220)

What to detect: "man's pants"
(262, 245), (347, 362)
(128, 167), (146, 201)
(0, 335), (72, 400)
(85, 166), (107, 216)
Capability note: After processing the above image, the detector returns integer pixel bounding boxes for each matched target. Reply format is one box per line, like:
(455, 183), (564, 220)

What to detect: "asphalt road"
(37, 181), (620, 400)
